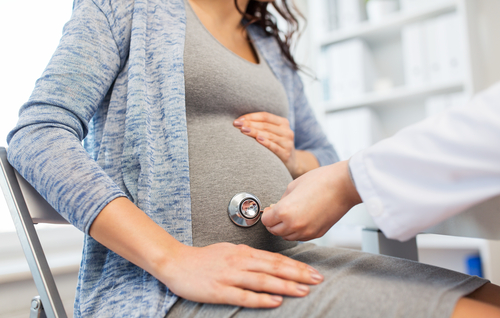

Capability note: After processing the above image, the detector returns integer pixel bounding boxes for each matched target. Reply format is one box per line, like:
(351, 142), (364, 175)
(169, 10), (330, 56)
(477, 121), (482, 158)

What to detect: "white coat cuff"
(349, 151), (414, 241)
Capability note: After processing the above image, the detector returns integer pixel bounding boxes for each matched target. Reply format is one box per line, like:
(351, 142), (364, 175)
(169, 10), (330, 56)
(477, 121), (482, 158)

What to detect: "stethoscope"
(228, 192), (264, 227)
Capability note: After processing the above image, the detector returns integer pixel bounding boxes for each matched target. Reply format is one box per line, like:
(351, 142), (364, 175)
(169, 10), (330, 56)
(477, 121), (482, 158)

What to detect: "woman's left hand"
(233, 112), (319, 179)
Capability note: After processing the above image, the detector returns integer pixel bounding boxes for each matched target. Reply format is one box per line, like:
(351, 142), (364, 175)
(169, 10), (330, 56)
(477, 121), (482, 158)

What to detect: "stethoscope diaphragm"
(228, 192), (263, 227)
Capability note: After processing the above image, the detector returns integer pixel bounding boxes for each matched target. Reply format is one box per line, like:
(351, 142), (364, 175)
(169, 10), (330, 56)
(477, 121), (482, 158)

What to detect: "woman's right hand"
(90, 197), (323, 309)
(161, 242), (324, 308)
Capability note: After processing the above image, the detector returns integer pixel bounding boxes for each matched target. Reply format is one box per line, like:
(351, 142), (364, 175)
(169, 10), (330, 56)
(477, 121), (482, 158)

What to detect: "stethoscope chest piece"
(228, 192), (263, 227)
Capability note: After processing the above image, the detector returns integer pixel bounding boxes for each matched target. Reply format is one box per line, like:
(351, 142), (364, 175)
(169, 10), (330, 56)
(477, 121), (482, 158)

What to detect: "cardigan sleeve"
(7, 0), (126, 234)
(292, 72), (339, 166)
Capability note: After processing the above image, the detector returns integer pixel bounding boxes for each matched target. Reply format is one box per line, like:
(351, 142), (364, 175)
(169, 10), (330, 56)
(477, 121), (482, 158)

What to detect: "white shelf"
(319, 1), (457, 46)
(324, 80), (464, 112)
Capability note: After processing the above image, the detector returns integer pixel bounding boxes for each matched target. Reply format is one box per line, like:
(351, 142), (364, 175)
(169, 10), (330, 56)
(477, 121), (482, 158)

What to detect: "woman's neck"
(188, 0), (259, 64)
(188, 0), (249, 33)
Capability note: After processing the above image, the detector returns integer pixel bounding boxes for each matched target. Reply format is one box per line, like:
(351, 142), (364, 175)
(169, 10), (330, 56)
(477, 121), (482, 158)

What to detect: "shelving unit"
(324, 79), (464, 111)
(306, 0), (500, 283)
(318, 1), (458, 46)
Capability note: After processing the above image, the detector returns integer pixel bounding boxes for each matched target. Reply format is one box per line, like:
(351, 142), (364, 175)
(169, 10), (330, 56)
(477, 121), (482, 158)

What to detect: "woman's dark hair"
(236, 0), (303, 70)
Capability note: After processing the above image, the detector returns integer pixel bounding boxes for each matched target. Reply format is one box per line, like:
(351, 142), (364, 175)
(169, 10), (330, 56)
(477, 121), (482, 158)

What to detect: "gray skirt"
(166, 243), (487, 318)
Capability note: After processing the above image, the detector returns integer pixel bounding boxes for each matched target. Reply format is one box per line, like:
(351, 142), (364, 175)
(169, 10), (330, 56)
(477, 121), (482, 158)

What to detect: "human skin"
(90, 197), (323, 308)
(89, 0), (324, 310)
(91, 0), (500, 314)
(193, 1), (320, 179)
(261, 160), (500, 314)
(233, 112), (320, 179)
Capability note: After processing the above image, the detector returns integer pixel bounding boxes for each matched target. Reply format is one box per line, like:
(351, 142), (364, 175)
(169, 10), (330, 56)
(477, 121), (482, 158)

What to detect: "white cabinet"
(306, 0), (500, 283)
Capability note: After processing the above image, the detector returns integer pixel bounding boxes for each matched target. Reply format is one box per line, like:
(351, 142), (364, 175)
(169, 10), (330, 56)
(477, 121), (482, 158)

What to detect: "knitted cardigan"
(7, 0), (338, 316)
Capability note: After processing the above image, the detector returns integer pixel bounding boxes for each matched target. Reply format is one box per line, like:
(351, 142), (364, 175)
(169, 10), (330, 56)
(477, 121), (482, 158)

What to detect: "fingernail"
(297, 284), (309, 294)
(311, 273), (323, 282)
(308, 267), (320, 274)
(241, 127), (251, 133)
(271, 295), (282, 304)
(234, 120), (243, 127)
(257, 136), (265, 142)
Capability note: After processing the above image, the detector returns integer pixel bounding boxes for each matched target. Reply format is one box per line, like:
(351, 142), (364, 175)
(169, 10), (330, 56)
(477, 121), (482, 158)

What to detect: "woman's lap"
(166, 243), (488, 318)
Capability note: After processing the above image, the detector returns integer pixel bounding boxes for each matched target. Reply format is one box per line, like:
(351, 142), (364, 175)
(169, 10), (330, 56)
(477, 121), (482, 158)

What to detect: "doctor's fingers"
(265, 221), (295, 238)
(266, 216), (316, 241)
(281, 176), (303, 199)
(283, 230), (325, 242)
(261, 205), (285, 228)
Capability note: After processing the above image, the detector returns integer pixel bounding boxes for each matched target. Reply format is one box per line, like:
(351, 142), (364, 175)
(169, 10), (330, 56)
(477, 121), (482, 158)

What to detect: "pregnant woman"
(7, 0), (497, 317)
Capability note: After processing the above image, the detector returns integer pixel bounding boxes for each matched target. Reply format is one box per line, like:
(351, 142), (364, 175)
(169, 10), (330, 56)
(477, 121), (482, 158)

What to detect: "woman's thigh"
(167, 243), (488, 318)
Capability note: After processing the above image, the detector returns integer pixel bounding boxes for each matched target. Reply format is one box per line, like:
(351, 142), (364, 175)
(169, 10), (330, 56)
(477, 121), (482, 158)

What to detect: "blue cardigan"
(8, 0), (338, 316)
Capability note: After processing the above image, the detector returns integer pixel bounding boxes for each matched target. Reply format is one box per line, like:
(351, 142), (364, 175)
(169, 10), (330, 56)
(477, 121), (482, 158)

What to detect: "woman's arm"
(7, 0), (126, 233)
(90, 197), (324, 308)
(8, 1), (323, 307)
(291, 73), (339, 167)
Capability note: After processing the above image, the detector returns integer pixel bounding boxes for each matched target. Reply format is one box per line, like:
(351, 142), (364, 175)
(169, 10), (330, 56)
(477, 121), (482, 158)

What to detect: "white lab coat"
(349, 82), (500, 241)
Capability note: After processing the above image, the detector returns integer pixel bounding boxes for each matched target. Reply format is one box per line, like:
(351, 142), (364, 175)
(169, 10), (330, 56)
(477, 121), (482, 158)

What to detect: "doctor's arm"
(263, 82), (500, 242)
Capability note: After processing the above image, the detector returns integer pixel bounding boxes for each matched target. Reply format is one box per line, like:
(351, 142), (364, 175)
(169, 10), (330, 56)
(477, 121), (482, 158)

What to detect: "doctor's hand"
(261, 160), (362, 241)
(233, 112), (319, 179)
(163, 242), (324, 308)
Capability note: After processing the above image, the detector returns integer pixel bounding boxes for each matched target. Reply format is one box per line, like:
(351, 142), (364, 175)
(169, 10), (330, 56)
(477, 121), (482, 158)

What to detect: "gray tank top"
(184, 1), (297, 252)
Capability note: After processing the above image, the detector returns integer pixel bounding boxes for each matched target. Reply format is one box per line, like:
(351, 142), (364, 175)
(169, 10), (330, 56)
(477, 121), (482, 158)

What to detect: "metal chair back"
(0, 147), (68, 318)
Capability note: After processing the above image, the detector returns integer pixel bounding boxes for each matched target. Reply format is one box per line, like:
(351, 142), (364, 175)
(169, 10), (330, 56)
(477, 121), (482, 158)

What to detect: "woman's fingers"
(256, 136), (290, 161)
(217, 286), (283, 308)
(233, 112), (293, 147)
(241, 248), (322, 284)
(236, 245), (321, 281)
(163, 243), (323, 308)
(229, 272), (310, 297)
(257, 131), (293, 151)
(235, 112), (287, 126)
(233, 112), (311, 178)
(238, 120), (291, 138)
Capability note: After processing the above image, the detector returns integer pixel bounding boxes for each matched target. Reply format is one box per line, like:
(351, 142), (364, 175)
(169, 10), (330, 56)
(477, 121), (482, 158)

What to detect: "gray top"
(184, 1), (297, 252)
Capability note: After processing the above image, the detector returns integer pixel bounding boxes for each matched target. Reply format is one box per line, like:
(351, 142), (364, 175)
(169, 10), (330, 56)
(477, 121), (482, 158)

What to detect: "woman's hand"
(90, 198), (323, 309)
(233, 112), (319, 179)
(162, 242), (324, 308)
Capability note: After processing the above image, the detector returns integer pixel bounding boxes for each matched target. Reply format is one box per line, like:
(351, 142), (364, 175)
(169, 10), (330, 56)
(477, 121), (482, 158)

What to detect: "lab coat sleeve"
(349, 82), (500, 241)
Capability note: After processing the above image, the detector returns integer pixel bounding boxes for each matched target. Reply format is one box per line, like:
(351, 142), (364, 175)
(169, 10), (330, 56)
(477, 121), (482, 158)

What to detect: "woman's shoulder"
(248, 24), (298, 81)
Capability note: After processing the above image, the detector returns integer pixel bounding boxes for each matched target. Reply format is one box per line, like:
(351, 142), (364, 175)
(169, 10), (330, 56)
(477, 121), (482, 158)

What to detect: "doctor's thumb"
(261, 204), (282, 228)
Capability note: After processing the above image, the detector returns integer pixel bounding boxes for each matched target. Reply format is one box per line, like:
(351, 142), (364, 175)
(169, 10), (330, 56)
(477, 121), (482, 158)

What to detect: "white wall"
(0, 0), (73, 232)
(0, 2), (78, 316)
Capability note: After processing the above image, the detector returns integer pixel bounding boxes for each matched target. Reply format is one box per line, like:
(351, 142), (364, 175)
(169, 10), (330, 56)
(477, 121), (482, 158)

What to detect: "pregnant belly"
(187, 115), (297, 252)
